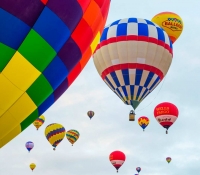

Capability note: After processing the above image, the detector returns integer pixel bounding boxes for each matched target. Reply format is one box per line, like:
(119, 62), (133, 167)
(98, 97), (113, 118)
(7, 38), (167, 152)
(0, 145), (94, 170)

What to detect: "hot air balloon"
(66, 129), (80, 146)
(109, 150), (126, 173)
(138, 116), (149, 131)
(151, 12), (183, 43)
(154, 102), (179, 134)
(33, 115), (45, 130)
(45, 123), (66, 150)
(87, 111), (95, 120)
(30, 163), (36, 171)
(136, 167), (141, 173)
(25, 141), (34, 152)
(166, 157), (172, 163)
(0, 0), (110, 149)
(93, 18), (173, 115)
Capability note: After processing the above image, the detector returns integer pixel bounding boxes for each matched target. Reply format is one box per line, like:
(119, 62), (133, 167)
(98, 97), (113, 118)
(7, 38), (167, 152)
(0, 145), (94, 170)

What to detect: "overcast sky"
(1, 1), (200, 175)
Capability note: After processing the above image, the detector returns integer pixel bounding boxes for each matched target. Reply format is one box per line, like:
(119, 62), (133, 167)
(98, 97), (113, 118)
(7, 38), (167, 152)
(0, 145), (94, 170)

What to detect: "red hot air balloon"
(154, 102), (179, 134)
(109, 151), (126, 173)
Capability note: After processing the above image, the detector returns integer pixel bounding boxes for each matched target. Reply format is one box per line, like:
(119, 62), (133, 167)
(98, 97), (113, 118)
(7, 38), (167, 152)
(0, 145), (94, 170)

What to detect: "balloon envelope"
(136, 167), (141, 173)
(25, 141), (34, 152)
(151, 12), (183, 43)
(154, 102), (179, 133)
(138, 116), (149, 130)
(109, 150), (126, 172)
(66, 129), (80, 145)
(87, 111), (95, 119)
(33, 115), (45, 130)
(30, 163), (36, 171)
(45, 123), (66, 150)
(0, 0), (110, 148)
(166, 157), (172, 163)
(93, 18), (173, 110)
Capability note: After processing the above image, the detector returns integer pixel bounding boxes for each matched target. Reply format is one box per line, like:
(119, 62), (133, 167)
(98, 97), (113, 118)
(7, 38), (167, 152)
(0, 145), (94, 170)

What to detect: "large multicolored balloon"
(166, 157), (172, 163)
(25, 141), (34, 152)
(138, 116), (149, 131)
(136, 167), (141, 173)
(109, 150), (126, 172)
(154, 102), (179, 134)
(33, 115), (45, 130)
(30, 163), (36, 171)
(151, 12), (183, 43)
(66, 129), (80, 146)
(93, 18), (173, 110)
(45, 123), (66, 150)
(0, 0), (110, 148)
(87, 111), (95, 120)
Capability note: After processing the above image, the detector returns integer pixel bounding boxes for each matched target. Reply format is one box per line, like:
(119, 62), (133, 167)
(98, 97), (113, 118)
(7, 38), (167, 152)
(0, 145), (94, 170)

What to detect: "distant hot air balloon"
(138, 116), (149, 131)
(45, 123), (66, 150)
(25, 141), (34, 152)
(151, 12), (183, 43)
(30, 163), (36, 171)
(66, 129), (80, 146)
(166, 157), (172, 163)
(93, 18), (173, 114)
(87, 111), (95, 120)
(136, 167), (141, 173)
(0, 0), (110, 149)
(154, 102), (179, 134)
(109, 150), (126, 173)
(33, 115), (45, 130)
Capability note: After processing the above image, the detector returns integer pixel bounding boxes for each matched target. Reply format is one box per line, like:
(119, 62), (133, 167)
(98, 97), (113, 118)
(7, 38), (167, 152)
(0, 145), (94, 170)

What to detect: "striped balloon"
(93, 18), (173, 110)
(109, 150), (126, 172)
(45, 123), (66, 150)
(0, 0), (110, 149)
(136, 167), (141, 173)
(87, 111), (95, 120)
(138, 116), (149, 131)
(25, 141), (34, 152)
(154, 102), (179, 134)
(33, 115), (45, 130)
(66, 129), (80, 146)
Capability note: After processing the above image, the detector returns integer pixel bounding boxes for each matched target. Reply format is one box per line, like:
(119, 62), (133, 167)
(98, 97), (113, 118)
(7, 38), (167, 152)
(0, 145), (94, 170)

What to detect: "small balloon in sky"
(25, 141), (34, 152)
(30, 163), (36, 171)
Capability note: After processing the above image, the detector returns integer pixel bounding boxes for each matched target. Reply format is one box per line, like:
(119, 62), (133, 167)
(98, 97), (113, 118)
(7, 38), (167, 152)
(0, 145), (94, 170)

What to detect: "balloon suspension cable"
(143, 129), (144, 132)
(136, 77), (167, 112)
(72, 144), (73, 146)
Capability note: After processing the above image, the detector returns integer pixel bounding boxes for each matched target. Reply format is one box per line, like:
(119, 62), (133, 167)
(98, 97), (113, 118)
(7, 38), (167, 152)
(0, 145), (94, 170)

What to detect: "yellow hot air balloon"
(33, 115), (45, 130)
(66, 129), (80, 146)
(44, 123), (66, 150)
(30, 163), (36, 171)
(151, 12), (183, 43)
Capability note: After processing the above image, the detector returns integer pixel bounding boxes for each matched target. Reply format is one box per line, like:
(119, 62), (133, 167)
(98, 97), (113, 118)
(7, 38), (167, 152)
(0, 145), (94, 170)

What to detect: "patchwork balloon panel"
(0, 0), (110, 148)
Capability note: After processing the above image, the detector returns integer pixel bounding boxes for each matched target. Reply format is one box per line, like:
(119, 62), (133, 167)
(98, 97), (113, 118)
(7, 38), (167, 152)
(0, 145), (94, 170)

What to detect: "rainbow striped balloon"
(45, 123), (66, 150)
(66, 129), (80, 146)
(0, 0), (110, 148)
